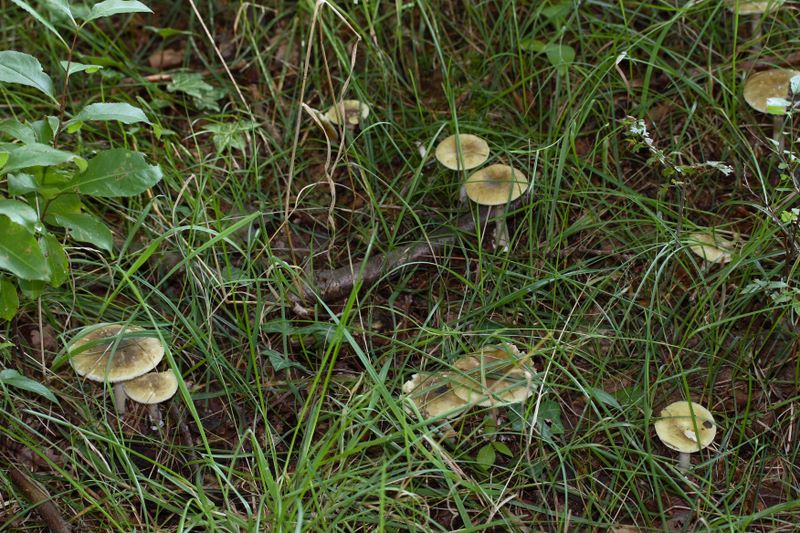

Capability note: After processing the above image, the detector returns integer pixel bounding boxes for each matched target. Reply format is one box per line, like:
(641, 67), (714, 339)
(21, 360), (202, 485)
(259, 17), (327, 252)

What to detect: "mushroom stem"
(147, 405), (164, 429)
(677, 452), (691, 472)
(113, 383), (127, 415)
(772, 114), (784, 152)
(494, 218), (510, 252)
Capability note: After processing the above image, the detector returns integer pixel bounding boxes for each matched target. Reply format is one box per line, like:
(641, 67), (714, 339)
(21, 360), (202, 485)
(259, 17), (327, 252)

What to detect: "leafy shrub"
(0, 0), (162, 319)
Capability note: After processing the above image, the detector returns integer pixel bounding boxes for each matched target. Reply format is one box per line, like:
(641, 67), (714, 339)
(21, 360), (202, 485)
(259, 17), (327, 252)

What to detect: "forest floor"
(2, 1), (800, 531)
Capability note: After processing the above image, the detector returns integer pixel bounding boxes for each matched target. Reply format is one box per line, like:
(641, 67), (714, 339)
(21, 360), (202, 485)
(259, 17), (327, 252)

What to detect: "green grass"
(2, 0), (800, 530)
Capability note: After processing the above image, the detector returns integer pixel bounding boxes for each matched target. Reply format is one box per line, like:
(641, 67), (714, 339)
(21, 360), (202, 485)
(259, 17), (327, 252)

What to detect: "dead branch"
(6, 462), (72, 533)
(293, 198), (526, 305)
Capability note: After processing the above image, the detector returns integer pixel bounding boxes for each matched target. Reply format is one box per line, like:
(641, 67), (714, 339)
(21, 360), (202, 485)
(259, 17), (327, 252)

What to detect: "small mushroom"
(743, 69), (800, 149)
(68, 323), (164, 414)
(402, 372), (468, 419)
(725, 0), (784, 15)
(688, 231), (736, 264)
(123, 371), (179, 428)
(464, 164), (529, 251)
(451, 343), (533, 407)
(654, 401), (716, 472)
(435, 134), (490, 171)
(324, 99), (370, 127)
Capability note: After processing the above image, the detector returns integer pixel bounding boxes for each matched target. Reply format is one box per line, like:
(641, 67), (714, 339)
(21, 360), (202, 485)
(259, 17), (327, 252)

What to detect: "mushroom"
(654, 401), (716, 472)
(451, 343), (533, 407)
(743, 69), (800, 150)
(435, 134), (490, 171)
(402, 372), (468, 419)
(67, 323), (164, 414)
(687, 231), (736, 264)
(725, 0), (784, 44)
(463, 164), (529, 251)
(324, 99), (370, 128)
(123, 371), (179, 428)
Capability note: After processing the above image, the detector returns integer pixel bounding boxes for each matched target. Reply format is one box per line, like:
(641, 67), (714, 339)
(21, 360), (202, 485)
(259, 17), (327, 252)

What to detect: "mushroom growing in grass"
(324, 99), (370, 128)
(451, 343), (534, 407)
(654, 401), (716, 472)
(402, 372), (468, 419)
(743, 69), (800, 150)
(435, 134), (490, 171)
(725, 0), (784, 44)
(688, 231), (736, 264)
(68, 323), (164, 414)
(123, 371), (179, 428)
(464, 164), (529, 251)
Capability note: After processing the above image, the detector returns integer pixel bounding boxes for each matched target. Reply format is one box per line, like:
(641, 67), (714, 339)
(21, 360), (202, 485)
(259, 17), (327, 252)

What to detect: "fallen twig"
(293, 198), (526, 305)
(6, 462), (72, 533)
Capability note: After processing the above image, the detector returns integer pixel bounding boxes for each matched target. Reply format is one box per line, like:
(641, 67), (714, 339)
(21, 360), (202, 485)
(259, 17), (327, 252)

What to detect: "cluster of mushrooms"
(402, 343), (534, 418)
(67, 323), (178, 426)
(434, 133), (528, 250)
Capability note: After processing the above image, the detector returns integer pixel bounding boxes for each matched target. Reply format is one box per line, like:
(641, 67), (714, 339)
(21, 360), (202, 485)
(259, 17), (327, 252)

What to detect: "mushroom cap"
(435, 134), (490, 170)
(451, 343), (533, 407)
(654, 401), (716, 454)
(743, 69), (800, 114)
(68, 323), (164, 383)
(464, 164), (528, 206)
(688, 232), (735, 264)
(324, 100), (369, 126)
(402, 372), (468, 418)
(123, 371), (179, 404)
(725, 0), (784, 15)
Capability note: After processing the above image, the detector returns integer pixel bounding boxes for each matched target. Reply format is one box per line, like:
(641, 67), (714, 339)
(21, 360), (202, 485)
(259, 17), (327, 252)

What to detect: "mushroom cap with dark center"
(68, 323), (164, 383)
(435, 134), (490, 170)
(743, 69), (800, 114)
(464, 164), (528, 206)
(402, 372), (467, 418)
(123, 371), (179, 404)
(324, 100), (369, 126)
(725, 0), (784, 15)
(451, 343), (533, 407)
(654, 401), (717, 454)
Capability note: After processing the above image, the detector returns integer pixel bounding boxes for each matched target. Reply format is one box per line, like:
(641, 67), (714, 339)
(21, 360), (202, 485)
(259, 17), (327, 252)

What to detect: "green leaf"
(0, 51), (56, 101)
(42, 0), (76, 25)
(45, 194), (82, 217)
(545, 43), (574, 75)
(493, 441), (514, 457)
(2, 143), (83, 173)
(8, 0), (69, 46)
(519, 38), (547, 52)
(18, 279), (45, 299)
(60, 61), (104, 76)
(203, 120), (258, 152)
(0, 277), (19, 320)
(536, 399), (565, 440)
(0, 199), (38, 232)
(40, 234), (68, 286)
(0, 119), (37, 144)
(167, 72), (225, 111)
(8, 173), (38, 195)
(68, 102), (151, 126)
(587, 386), (622, 410)
(0, 152), (8, 170)
(0, 217), (50, 280)
(476, 444), (496, 470)
(68, 148), (162, 197)
(49, 213), (113, 252)
(84, 0), (152, 23)
(0, 369), (59, 403)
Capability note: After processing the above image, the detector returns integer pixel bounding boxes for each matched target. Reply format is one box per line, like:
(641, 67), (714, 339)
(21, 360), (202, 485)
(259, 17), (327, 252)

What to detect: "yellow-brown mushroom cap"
(654, 401), (717, 453)
(402, 372), (468, 418)
(435, 134), (490, 170)
(743, 69), (800, 114)
(464, 164), (528, 206)
(324, 100), (370, 126)
(68, 323), (164, 383)
(725, 0), (784, 15)
(451, 343), (533, 407)
(123, 371), (179, 404)
(688, 232), (735, 264)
